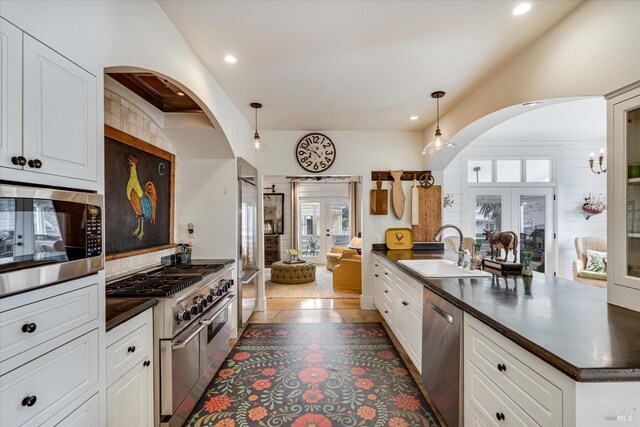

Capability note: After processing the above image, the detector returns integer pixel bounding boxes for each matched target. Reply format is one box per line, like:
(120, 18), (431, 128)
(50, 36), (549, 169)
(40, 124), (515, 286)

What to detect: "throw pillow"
(584, 249), (607, 273)
(578, 270), (607, 281)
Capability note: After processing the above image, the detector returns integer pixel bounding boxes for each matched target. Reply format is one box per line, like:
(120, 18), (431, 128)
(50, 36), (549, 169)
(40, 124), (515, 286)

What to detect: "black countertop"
(105, 298), (157, 332)
(373, 248), (640, 382)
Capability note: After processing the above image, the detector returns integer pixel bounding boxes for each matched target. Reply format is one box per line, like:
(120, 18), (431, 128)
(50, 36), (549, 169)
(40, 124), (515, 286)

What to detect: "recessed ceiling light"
(522, 101), (542, 106)
(224, 55), (237, 64)
(409, 115), (419, 121)
(511, 2), (532, 16)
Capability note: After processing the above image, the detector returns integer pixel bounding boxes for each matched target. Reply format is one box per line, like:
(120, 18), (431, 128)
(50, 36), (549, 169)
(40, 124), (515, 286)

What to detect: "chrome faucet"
(434, 224), (465, 267)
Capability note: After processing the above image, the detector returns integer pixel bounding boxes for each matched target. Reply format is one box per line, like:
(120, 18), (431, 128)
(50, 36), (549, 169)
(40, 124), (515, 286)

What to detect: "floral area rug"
(185, 323), (440, 427)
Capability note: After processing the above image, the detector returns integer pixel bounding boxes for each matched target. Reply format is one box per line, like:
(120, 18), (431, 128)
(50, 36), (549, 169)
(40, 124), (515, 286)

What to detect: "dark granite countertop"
(189, 258), (235, 266)
(105, 298), (157, 332)
(373, 248), (640, 382)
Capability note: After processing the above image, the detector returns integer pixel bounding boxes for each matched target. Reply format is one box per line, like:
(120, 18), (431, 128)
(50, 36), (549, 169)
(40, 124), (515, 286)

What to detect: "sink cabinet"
(609, 81), (640, 312)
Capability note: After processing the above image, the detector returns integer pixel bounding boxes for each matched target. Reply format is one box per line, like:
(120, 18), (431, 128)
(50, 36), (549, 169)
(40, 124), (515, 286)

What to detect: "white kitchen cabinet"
(609, 81), (640, 312)
(106, 358), (152, 427)
(22, 34), (97, 182)
(0, 18), (22, 171)
(0, 19), (97, 185)
(373, 256), (423, 372)
(106, 309), (153, 427)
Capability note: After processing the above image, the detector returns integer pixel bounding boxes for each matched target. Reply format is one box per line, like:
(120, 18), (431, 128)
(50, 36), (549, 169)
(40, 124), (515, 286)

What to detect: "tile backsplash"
(104, 89), (182, 279)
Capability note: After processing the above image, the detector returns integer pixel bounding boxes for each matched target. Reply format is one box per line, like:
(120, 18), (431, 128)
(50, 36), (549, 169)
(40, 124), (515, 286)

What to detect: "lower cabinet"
(107, 359), (152, 427)
(106, 308), (153, 427)
(373, 255), (423, 373)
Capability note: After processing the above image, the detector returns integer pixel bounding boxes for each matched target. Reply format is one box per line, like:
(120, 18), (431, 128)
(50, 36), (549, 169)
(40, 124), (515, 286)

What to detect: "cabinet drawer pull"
(375, 274), (379, 277)
(27, 159), (42, 168)
(375, 264), (379, 267)
(384, 310), (389, 314)
(384, 272), (388, 276)
(21, 323), (37, 333)
(143, 360), (151, 367)
(497, 363), (506, 372)
(402, 301), (408, 306)
(11, 156), (27, 166)
(496, 412), (505, 421)
(128, 346), (136, 353)
(384, 290), (388, 293)
(21, 395), (37, 407)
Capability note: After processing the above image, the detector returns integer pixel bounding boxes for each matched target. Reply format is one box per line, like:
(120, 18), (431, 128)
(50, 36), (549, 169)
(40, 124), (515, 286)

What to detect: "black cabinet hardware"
(28, 159), (42, 168)
(497, 363), (506, 372)
(128, 346), (136, 353)
(21, 323), (37, 333)
(22, 396), (37, 407)
(496, 412), (505, 421)
(143, 360), (151, 367)
(11, 156), (27, 166)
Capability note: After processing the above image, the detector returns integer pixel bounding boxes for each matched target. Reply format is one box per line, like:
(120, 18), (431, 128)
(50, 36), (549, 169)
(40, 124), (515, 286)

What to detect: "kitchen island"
(371, 245), (640, 426)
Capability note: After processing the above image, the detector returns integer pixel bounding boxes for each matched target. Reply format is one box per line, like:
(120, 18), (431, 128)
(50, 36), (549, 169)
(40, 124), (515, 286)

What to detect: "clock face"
(295, 133), (336, 173)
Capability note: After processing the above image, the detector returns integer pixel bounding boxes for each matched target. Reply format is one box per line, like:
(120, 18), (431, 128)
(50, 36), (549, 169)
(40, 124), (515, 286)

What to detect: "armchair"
(326, 246), (357, 271)
(332, 254), (362, 293)
(572, 236), (607, 288)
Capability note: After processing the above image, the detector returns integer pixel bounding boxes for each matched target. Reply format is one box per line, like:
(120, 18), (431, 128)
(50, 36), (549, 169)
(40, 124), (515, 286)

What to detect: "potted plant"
(582, 194), (606, 220)
(306, 236), (319, 256)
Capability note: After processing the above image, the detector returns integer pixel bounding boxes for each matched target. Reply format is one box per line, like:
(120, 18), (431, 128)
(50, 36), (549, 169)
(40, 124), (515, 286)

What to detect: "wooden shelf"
(628, 177), (640, 185)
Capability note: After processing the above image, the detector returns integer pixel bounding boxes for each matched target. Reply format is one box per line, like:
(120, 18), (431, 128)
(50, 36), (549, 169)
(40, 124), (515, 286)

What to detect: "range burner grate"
(106, 275), (204, 297)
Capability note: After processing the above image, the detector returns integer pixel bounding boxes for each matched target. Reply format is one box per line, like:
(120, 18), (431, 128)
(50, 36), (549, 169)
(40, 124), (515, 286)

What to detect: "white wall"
(256, 130), (425, 308)
(442, 99), (607, 279)
(425, 0), (640, 171)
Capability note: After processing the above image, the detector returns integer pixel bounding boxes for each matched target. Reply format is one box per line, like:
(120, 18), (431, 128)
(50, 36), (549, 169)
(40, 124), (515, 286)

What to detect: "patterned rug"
(185, 323), (440, 427)
(265, 267), (360, 299)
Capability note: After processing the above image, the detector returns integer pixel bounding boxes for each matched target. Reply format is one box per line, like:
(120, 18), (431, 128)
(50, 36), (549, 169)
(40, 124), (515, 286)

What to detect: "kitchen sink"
(398, 259), (492, 278)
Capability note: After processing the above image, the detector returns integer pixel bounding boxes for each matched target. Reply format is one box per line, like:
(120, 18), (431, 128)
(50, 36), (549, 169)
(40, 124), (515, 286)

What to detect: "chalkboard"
(104, 126), (175, 258)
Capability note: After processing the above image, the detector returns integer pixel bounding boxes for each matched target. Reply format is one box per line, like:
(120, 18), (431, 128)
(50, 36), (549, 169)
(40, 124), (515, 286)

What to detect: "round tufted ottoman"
(270, 261), (316, 284)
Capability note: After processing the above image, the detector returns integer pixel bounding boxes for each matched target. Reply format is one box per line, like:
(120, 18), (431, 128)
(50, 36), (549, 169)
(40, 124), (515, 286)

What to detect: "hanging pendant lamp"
(422, 91), (456, 156)
(250, 102), (267, 151)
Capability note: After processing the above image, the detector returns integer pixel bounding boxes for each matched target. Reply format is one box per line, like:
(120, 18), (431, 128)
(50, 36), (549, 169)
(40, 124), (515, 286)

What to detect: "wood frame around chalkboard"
(104, 125), (176, 260)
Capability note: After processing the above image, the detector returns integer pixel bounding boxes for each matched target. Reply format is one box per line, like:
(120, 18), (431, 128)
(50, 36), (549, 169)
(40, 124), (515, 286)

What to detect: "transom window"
(466, 159), (553, 183)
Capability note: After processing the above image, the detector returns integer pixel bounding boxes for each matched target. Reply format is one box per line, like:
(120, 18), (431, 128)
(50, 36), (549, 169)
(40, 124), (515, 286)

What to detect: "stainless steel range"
(106, 260), (235, 427)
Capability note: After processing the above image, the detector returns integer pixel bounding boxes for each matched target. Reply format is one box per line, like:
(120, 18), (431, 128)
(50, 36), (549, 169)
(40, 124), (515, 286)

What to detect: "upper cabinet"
(609, 81), (640, 312)
(0, 18), (98, 186)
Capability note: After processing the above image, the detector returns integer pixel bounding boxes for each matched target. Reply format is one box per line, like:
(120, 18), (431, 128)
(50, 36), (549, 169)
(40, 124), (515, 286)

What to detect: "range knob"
(189, 305), (198, 315)
(206, 294), (214, 304)
(177, 309), (191, 321)
(213, 288), (223, 296)
(200, 297), (209, 308)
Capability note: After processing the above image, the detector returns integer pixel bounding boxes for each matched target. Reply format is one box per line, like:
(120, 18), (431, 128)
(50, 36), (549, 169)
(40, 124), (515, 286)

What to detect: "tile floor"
(243, 298), (446, 426)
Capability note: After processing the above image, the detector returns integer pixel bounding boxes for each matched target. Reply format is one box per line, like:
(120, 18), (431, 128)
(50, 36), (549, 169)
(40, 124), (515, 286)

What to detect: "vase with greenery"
(285, 249), (301, 263)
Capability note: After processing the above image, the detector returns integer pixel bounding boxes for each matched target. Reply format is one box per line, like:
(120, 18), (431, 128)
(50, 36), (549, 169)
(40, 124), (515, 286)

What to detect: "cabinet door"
(404, 305), (422, 372)
(0, 18), (22, 170)
(107, 359), (153, 427)
(392, 292), (407, 344)
(22, 35), (97, 182)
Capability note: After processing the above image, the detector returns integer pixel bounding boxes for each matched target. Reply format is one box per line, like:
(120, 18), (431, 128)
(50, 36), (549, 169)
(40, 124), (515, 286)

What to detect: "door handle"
(199, 296), (233, 325)
(241, 269), (261, 284)
(172, 323), (206, 349)
(427, 300), (454, 324)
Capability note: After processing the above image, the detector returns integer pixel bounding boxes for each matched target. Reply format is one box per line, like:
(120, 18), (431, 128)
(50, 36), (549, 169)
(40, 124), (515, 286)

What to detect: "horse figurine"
(483, 229), (518, 263)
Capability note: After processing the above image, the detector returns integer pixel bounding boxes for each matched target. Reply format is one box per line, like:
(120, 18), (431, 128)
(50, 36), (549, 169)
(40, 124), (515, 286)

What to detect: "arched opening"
(439, 97), (607, 284)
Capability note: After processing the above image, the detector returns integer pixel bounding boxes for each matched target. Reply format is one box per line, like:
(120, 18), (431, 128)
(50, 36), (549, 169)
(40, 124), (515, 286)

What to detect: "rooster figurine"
(125, 155), (157, 239)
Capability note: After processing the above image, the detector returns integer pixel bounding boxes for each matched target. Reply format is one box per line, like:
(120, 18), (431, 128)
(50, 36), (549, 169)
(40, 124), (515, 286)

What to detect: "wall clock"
(295, 133), (336, 173)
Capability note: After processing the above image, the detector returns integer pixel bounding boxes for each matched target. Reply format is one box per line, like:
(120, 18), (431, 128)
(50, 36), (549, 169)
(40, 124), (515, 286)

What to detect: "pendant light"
(422, 91), (456, 156)
(250, 102), (267, 151)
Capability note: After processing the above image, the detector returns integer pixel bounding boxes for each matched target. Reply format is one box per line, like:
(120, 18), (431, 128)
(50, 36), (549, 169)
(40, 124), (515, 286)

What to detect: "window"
(525, 159), (551, 182)
(466, 159), (553, 183)
(467, 160), (493, 183)
(496, 160), (521, 182)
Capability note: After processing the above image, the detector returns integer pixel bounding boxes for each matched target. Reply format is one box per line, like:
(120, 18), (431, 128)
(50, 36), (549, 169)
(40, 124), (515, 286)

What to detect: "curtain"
(291, 180), (299, 249)
(349, 181), (360, 238)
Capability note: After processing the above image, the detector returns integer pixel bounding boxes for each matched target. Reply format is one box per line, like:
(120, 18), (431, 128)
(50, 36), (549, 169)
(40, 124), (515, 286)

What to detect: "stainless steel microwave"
(0, 184), (104, 297)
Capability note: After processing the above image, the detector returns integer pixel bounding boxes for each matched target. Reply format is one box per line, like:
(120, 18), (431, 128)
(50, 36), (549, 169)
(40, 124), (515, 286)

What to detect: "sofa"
(572, 236), (607, 288)
(332, 254), (362, 293)
(326, 246), (358, 271)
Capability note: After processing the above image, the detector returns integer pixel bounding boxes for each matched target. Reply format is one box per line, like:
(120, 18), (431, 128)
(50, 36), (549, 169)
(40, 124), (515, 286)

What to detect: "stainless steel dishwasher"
(422, 288), (463, 427)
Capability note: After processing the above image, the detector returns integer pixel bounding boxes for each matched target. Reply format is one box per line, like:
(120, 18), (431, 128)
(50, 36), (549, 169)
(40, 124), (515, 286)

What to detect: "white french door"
(464, 187), (554, 275)
(298, 197), (350, 264)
